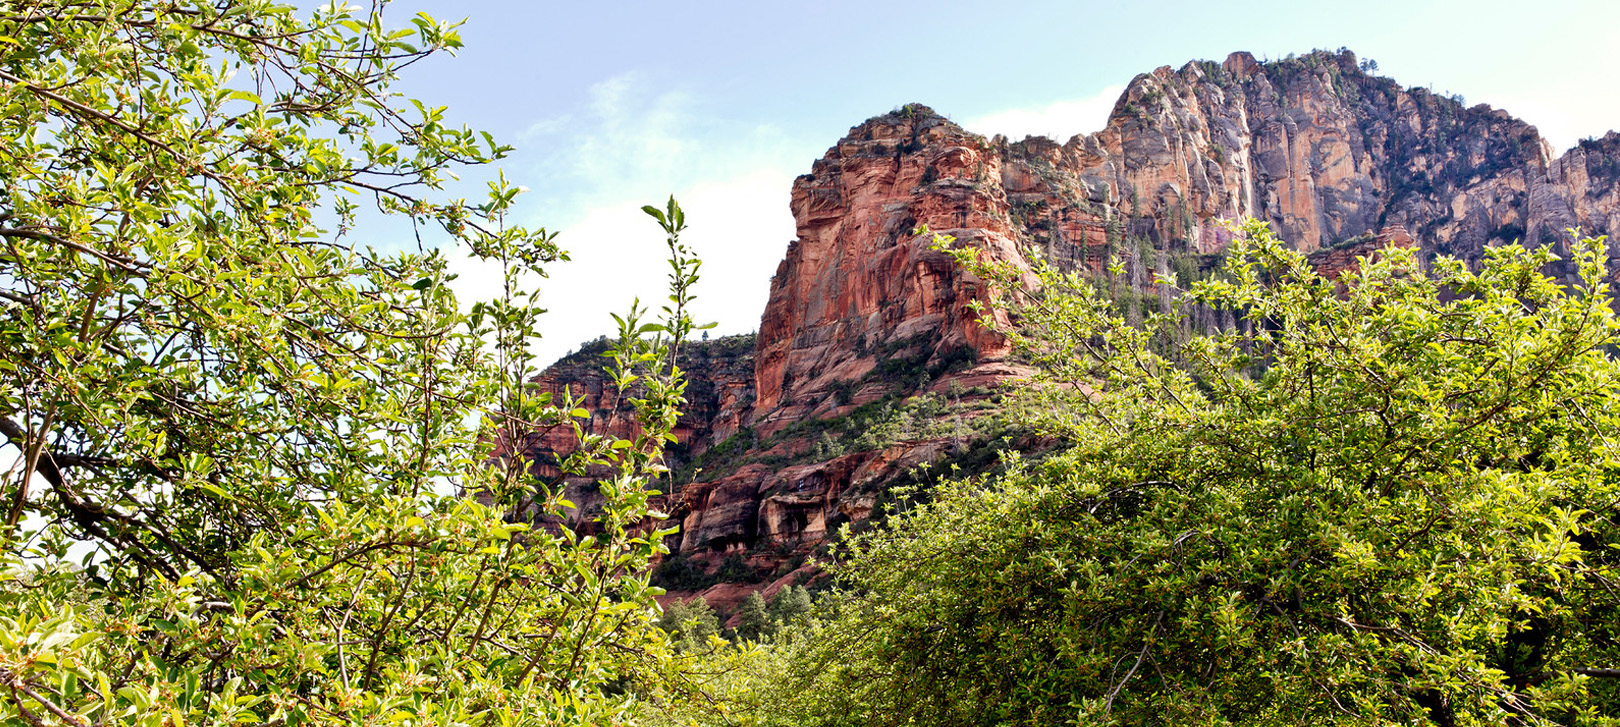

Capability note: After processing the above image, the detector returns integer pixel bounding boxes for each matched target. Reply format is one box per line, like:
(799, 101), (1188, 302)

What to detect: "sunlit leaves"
(716, 222), (1620, 726)
(0, 2), (698, 724)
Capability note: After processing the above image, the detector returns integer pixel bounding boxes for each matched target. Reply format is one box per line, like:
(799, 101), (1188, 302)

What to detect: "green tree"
(661, 597), (722, 652)
(735, 591), (773, 643)
(720, 221), (1620, 726)
(767, 585), (812, 627)
(0, 3), (702, 724)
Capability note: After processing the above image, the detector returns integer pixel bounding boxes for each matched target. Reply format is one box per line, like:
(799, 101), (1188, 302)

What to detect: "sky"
(351, 0), (1620, 365)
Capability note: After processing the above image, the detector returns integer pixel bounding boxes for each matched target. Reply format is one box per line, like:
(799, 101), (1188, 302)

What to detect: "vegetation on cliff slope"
(661, 222), (1620, 726)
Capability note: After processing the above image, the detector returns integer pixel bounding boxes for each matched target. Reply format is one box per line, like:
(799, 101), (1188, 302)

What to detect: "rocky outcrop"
(530, 48), (1620, 615)
(671, 435), (981, 551)
(1544, 133), (1620, 249)
(751, 49), (1620, 444)
(753, 108), (1031, 435)
(1306, 224), (1418, 281)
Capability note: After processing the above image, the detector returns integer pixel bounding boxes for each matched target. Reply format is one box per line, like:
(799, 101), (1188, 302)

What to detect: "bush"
(713, 221), (1620, 726)
(652, 553), (719, 591)
(716, 553), (763, 584)
(829, 379), (858, 406)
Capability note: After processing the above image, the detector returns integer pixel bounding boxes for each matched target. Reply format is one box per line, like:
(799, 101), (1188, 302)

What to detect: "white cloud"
(961, 86), (1125, 143)
(448, 73), (806, 366)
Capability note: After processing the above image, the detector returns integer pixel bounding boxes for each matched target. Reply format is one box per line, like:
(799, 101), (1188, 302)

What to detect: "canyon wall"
(525, 49), (1620, 615)
(754, 50), (1620, 436)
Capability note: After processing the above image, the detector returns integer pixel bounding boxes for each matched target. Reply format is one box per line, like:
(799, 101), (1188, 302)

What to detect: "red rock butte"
(511, 49), (1620, 617)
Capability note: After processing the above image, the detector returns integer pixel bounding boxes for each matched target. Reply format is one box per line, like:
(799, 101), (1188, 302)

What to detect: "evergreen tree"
(736, 591), (774, 642)
(661, 597), (722, 651)
(768, 585), (814, 626)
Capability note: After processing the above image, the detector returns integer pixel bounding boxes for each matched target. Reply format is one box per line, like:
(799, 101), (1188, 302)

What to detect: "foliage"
(701, 221), (1620, 726)
(734, 593), (772, 643)
(658, 597), (721, 653)
(766, 586), (812, 628)
(844, 394), (950, 452)
(676, 385), (1014, 489)
(650, 553), (763, 594)
(668, 427), (758, 490)
(651, 553), (721, 592)
(715, 553), (761, 584)
(734, 587), (812, 645)
(0, 4), (703, 724)
(828, 379), (857, 407)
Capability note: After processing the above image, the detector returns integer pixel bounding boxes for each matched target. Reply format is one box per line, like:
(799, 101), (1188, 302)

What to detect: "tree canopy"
(1, 2), (700, 724)
(675, 222), (1620, 727)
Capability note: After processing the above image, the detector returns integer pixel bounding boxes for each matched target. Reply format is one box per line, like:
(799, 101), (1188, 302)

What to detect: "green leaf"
(224, 89), (262, 105)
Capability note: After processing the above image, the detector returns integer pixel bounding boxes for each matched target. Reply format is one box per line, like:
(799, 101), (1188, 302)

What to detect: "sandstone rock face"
(677, 464), (770, 552)
(753, 107), (1029, 436)
(751, 49), (1620, 444)
(674, 438), (970, 555)
(1072, 52), (1516, 256)
(530, 49), (1620, 616)
(1057, 50), (1620, 271)
(525, 334), (755, 470)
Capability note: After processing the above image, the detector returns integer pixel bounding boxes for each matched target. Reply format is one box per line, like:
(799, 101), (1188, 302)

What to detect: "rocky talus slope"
(522, 49), (1620, 619)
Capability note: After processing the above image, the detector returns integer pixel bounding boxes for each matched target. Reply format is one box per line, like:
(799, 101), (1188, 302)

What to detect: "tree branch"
(1, 417), (181, 579)
(2, 669), (92, 727)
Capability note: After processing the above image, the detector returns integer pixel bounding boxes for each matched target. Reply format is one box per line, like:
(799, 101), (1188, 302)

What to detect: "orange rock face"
(749, 51), (1620, 445)
(1306, 225), (1419, 281)
(753, 107), (1031, 436)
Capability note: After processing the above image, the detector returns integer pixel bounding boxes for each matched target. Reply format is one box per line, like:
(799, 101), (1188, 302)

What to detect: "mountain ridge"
(520, 48), (1620, 619)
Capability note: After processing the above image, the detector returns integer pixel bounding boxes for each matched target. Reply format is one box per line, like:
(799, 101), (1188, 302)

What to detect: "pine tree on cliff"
(736, 591), (774, 642)
(769, 585), (814, 626)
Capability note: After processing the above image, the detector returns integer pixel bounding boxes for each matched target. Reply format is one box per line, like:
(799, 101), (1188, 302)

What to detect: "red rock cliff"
(529, 49), (1620, 614)
(754, 106), (1033, 435)
(752, 50), (1620, 437)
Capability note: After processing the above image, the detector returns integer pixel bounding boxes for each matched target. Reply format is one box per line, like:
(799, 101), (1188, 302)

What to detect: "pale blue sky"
(369, 0), (1620, 363)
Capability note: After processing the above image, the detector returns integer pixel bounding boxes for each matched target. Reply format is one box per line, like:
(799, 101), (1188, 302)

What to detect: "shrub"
(652, 554), (719, 591)
(720, 221), (1620, 726)
(716, 553), (762, 584)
